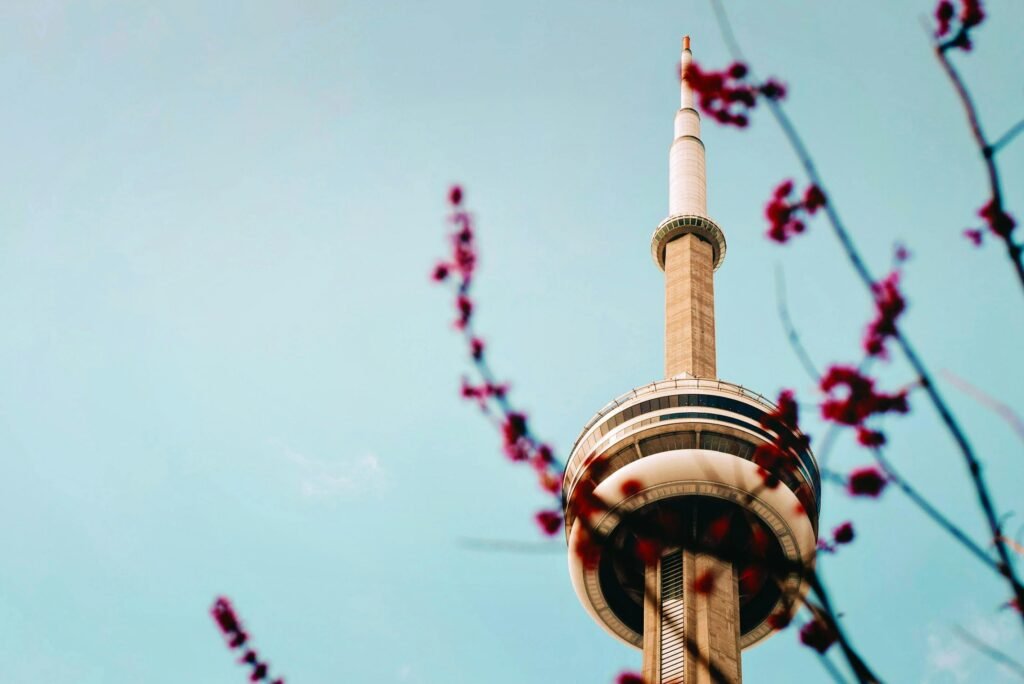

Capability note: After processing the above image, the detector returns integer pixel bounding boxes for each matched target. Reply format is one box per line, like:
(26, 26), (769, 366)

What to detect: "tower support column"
(642, 549), (742, 684)
(665, 233), (717, 379)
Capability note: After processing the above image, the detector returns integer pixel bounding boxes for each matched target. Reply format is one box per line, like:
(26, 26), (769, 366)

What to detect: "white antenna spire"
(670, 35), (707, 218)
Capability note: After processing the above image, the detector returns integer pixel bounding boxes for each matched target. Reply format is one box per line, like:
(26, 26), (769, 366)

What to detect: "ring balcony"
(651, 214), (727, 272)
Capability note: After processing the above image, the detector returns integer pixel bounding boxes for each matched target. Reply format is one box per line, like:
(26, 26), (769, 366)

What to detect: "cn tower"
(562, 37), (821, 683)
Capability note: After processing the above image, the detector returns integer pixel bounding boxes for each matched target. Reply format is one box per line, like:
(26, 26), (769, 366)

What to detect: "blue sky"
(0, 1), (1022, 682)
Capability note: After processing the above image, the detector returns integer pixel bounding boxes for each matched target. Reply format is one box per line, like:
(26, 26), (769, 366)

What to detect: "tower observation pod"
(562, 37), (821, 683)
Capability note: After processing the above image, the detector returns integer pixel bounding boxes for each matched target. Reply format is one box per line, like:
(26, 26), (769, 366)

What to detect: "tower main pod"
(562, 37), (821, 683)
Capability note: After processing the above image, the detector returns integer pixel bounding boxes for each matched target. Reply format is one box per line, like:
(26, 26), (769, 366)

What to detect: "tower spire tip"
(683, 35), (690, 51)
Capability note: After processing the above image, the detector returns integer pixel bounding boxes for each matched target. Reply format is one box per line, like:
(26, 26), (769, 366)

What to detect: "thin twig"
(774, 265), (820, 382)
(999, 535), (1024, 556)
(871, 447), (995, 570)
(806, 571), (883, 683)
(932, 35), (1024, 293)
(952, 625), (1024, 680)
(940, 369), (1024, 444)
(993, 115), (1024, 154)
(815, 423), (844, 470)
(816, 649), (853, 684)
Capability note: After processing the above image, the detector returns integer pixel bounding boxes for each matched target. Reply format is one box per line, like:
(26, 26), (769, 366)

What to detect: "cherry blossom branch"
(770, 288), (999, 575)
(706, 0), (1024, 631)
(775, 283), (1019, 623)
(933, 35), (1024, 292)
(210, 597), (286, 684)
(432, 186), (566, 537)
(767, 92), (1024, 631)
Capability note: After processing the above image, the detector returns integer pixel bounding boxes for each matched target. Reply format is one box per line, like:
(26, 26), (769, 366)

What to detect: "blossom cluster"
(799, 615), (838, 654)
(820, 365), (909, 448)
(210, 597), (285, 684)
(683, 61), (786, 128)
(752, 390), (808, 490)
(965, 199), (1018, 247)
(817, 520), (856, 554)
(764, 180), (826, 243)
(863, 271), (906, 358)
(847, 466), (888, 497)
(934, 0), (985, 50)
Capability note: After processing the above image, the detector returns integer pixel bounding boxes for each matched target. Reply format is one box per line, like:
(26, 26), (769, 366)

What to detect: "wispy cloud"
(925, 610), (1022, 683)
(283, 449), (386, 501)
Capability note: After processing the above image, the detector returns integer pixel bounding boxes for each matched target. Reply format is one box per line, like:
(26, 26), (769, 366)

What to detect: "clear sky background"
(1, 1), (1022, 682)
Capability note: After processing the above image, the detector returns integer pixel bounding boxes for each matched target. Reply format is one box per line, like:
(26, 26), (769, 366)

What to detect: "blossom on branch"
(855, 426), (887, 447)
(847, 466), (888, 498)
(470, 337), (484, 360)
(760, 390), (809, 453)
(434, 185), (569, 538)
(764, 180), (826, 243)
(535, 509), (564, 536)
(894, 243), (911, 263)
(210, 597), (285, 684)
(449, 184), (463, 206)
(683, 61), (786, 128)
(817, 520), (857, 554)
(799, 616), (838, 654)
(935, 0), (985, 50)
(460, 378), (507, 409)
(863, 271), (906, 358)
(978, 199), (1016, 239)
(820, 366), (909, 425)
(751, 390), (810, 490)
(833, 521), (855, 544)
(455, 295), (473, 329)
